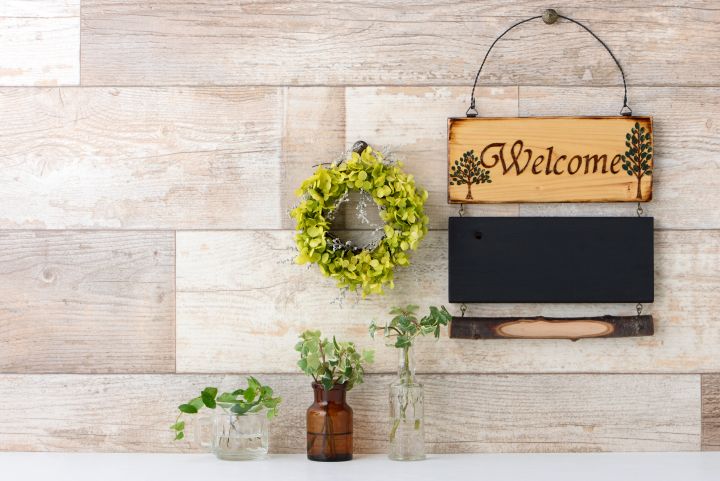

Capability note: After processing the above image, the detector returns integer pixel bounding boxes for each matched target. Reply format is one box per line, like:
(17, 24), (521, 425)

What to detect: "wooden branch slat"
(450, 316), (654, 341)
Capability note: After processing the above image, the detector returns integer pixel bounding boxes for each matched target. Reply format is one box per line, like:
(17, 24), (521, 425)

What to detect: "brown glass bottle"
(306, 382), (353, 461)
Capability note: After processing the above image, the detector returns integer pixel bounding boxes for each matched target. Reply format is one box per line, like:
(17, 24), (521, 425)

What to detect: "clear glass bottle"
(196, 409), (269, 461)
(388, 345), (425, 461)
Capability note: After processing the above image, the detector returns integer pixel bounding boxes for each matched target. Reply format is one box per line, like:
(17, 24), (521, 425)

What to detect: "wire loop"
(468, 12), (631, 117)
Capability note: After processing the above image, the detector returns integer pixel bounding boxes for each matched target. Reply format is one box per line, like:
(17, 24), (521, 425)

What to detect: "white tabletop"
(2, 452), (719, 481)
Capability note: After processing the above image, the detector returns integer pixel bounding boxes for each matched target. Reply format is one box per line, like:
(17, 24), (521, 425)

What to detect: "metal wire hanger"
(466, 9), (632, 118)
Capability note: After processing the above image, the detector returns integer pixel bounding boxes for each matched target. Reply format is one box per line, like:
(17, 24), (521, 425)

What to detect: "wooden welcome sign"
(447, 116), (653, 203)
(445, 11), (656, 340)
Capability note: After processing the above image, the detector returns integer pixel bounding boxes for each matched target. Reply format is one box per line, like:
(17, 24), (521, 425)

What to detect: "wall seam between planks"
(701, 374), (706, 450)
(78, 0), (82, 86)
(0, 372), (708, 377)
(1, 84), (720, 89)
(174, 229), (177, 374)
(0, 228), (715, 233)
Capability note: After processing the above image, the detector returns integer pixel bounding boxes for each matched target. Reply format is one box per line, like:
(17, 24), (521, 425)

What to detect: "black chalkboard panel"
(448, 217), (654, 303)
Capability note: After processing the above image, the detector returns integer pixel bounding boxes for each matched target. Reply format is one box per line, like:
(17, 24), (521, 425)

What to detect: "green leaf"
(217, 392), (240, 404)
(260, 385), (274, 399)
(189, 397), (204, 410)
(175, 432), (184, 440)
(202, 386), (217, 400)
(231, 403), (251, 415)
(247, 376), (261, 392)
(243, 387), (256, 402)
(178, 403), (198, 414)
(201, 390), (217, 409)
(321, 376), (334, 391)
(170, 421), (185, 431)
(362, 349), (375, 364)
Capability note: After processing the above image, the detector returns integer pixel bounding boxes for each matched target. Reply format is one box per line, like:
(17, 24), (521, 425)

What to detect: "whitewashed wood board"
(0, 231), (175, 373)
(79, 1), (720, 86)
(1, 86), (717, 230)
(0, 374), (699, 453)
(0, 87), (282, 228)
(0, 1), (79, 86)
(176, 229), (720, 374)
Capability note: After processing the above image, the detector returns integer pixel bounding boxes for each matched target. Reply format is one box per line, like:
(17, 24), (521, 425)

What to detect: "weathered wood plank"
(0, 87), (282, 228)
(702, 375), (720, 451)
(0, 374), (700, 452)
(3, 86), (714, 230)
(0, 231), (175, 373)
(518, 87), (720, 229)
(0, 2), (79, 86)
(80, 1), (720, 87)
(176, 229), (720, 374)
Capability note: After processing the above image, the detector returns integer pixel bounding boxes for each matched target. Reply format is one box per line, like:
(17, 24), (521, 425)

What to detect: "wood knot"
(41, 267), (56, 283)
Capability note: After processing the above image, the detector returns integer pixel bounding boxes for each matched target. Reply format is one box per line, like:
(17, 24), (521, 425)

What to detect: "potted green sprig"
(369, 305), (451, 461)
(172, 376), (281, 460)
(296, 330), (374, 461)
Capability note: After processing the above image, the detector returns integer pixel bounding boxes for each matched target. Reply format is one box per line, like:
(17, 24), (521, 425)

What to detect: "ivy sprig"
(295, 330), (374, 391)
(369, 304), (451, 349)
(171, 377), (281, 440)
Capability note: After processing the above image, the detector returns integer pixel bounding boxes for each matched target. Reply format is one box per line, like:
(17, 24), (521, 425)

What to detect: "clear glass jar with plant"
(296, 330), (374, 462)
(172, 377), (281, 460)
(369, 305), (451, 461)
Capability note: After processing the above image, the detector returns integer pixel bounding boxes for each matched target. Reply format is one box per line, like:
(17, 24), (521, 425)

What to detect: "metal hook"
(542, 9), (559, 24)
(352, 140), (369, 154)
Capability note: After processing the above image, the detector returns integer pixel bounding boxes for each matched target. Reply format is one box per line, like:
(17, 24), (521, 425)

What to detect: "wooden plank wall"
(0, 0), (718, 453)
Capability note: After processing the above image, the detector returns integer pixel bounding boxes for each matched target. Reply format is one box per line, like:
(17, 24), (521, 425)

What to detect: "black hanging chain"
(467, 10), (632, 118)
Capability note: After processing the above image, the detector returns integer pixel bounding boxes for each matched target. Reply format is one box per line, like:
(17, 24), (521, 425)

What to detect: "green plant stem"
(324, 403), (336, 458)
(390, 346), (414, 443)
(401, 346), (411, 383)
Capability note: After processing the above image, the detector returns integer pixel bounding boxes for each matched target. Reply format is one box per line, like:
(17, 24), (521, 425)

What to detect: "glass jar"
(388, 345), (425, 461)
(196, 409), (269, 461)
(306, 382), (353, 461)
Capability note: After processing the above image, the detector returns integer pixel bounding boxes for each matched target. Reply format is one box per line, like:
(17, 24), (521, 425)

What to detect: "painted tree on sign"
(449, 150), (492, 200)
(622, 122), (653, 200)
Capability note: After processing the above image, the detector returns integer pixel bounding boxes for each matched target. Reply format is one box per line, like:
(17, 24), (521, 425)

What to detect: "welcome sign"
(447, 116), (653, 203)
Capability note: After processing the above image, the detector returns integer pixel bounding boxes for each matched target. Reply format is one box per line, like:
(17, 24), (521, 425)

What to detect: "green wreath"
(290, 144), (429, 297)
